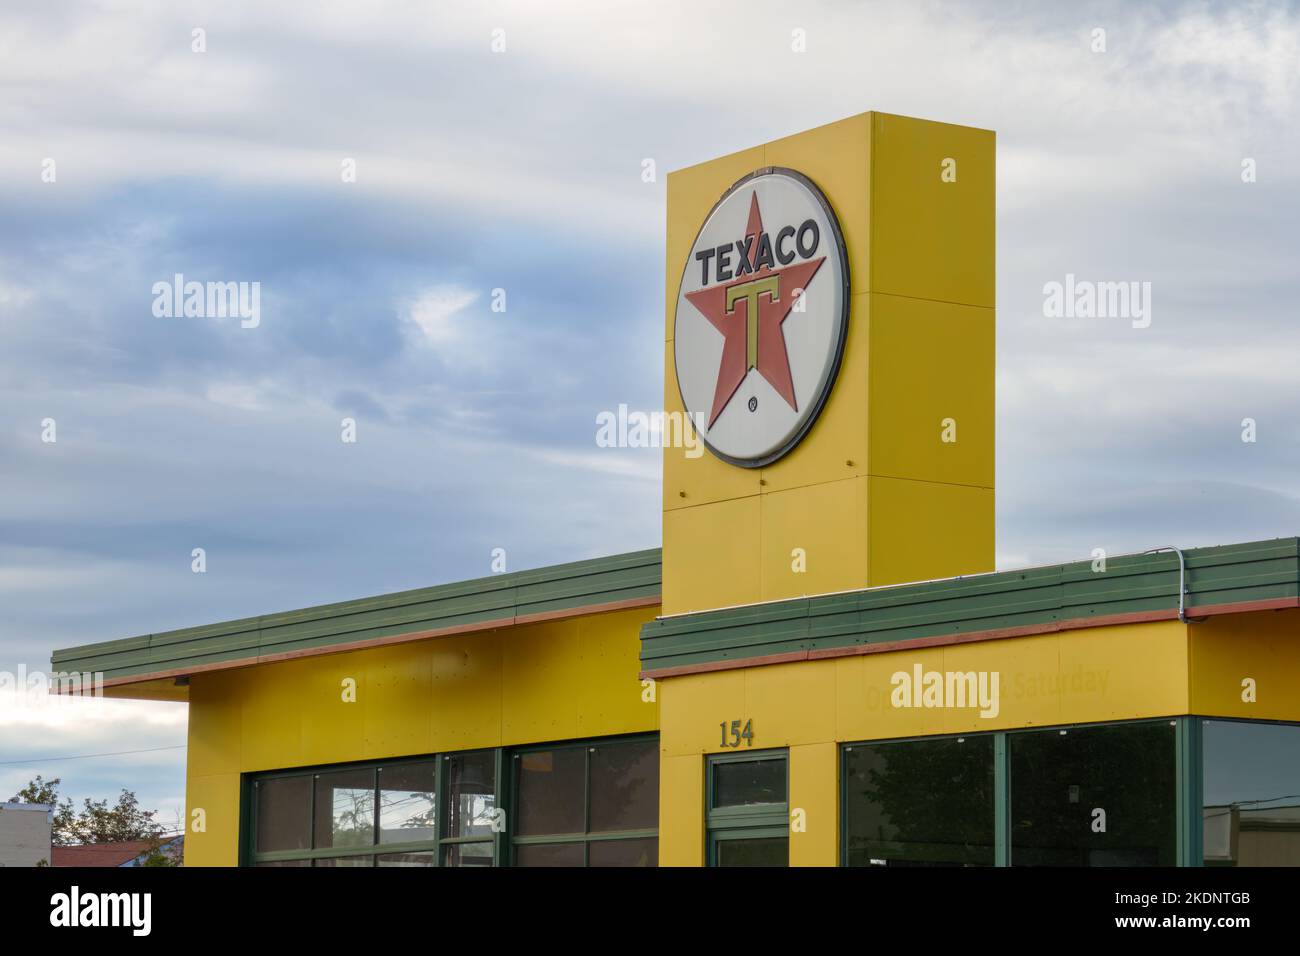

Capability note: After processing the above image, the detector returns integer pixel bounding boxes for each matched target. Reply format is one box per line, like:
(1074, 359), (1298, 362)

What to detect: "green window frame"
(508, 734), (659, 866)
(706, 749), (789, 866)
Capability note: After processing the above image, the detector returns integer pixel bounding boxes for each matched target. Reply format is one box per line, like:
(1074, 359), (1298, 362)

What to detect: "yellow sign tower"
(658, 111), (995, 865)
(663, 111), (995, 615)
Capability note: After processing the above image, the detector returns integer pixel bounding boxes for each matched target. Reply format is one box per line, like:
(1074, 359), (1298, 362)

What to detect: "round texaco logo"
(673, 168), (850, 468)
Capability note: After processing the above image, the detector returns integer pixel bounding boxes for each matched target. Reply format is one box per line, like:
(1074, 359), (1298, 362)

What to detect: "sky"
(1, 0), (1298, 826)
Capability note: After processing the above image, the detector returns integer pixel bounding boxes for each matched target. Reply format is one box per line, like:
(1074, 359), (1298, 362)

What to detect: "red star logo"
(685, 192), (825, 428)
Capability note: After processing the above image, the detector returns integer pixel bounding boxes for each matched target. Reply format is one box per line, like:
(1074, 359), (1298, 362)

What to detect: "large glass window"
(248, 736), (657, 867)
(511, 737), (658, 867)
(251, 759), (436, 866)
(379, 763), (436, 845)
(314, 767), (375, 849)
(1010, 721), (1176, 866)
(707, 751), (788, 867)
(1203, 719), (1300, 866)
(254, 775), (312, 853)
(440, 750), (496, 866)
(844, 735), (994, 866)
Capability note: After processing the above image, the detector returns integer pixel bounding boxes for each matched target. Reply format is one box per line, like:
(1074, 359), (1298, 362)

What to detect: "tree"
(9, 776), (177, 863)
(9, 775), (77, 845)
(68, 788), (168, 845)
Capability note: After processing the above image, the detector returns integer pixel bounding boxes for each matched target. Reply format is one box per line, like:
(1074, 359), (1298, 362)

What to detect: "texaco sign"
(673, 168), (850, 468)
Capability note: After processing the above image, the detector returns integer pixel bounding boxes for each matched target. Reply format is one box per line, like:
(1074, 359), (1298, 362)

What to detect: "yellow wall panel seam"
(867, 290), (998, 310)
(866, 473), (995, 491)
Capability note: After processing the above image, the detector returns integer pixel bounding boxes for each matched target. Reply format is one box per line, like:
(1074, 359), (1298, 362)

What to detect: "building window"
(440, 750), (496, 866)
(247, 735), (658, 866)
(510, 736), (659, 866)
(314, 767), (375, 849)
(843, 735), (995, 866)
(250, 758), (437, 866)
(1010, 721), (1176, 866)
(1203, 719), (1300, 866)
(706, 750), (788, 867)
(254, 774), (312, 854)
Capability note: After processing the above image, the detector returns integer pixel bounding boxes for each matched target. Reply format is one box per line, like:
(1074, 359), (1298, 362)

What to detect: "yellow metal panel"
(763, 113), (872, 297)
(575, 608), (661, 737)
(1190, 608), (1300, 721)
(745, 660), (836, 746)
(840, 624), (1192, 742)
(662, 496), (762, 615)
(868, 293), (994, 488)
(501, 619), (585, 744)
(102, 677), (189, 701)
(361, 641), (435, 759)
(428, 632), (504, 752)
(658, 752), (704, 866)
(187, 670), (242, 777)
(789, 741), (838, 867)
(184, 772), (239, 867)
(939, 635), (1065, 732)
(1056, 620), (1188, 725)
(870, 113), (995, 307)
(665, 145), (767, 343)
(757, 294), (870, 494)
(759, 476), (868, 602)
(238, 659), (306, 772)
(658, 668), (747, 756)
(867, 476), (993, 586)
(835, 649), (949, 741)
(299, 650), (371, 767)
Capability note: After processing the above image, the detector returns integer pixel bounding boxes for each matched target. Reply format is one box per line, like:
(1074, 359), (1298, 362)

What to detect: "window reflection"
(844, 736), (994, 866)
(444, 751), (497, 840)
(1204, 720), (1300, 866)
(314, 768), (376, 850)
(590, 740), (658, 832)
(378, 762), (436, 845)
(1010, 722), (1176, 866)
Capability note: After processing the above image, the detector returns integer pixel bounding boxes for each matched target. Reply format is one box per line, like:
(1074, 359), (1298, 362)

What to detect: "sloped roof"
(51, 548), (662, 698)
(51, 840), (156, 867)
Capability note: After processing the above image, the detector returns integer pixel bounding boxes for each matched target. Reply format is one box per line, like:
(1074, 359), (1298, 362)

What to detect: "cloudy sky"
(2, 0), (1298, 825)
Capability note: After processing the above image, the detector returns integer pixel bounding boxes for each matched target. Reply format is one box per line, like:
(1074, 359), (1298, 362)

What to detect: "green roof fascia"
(52, 548), (662, 684)
(639, 537), (1300, 674)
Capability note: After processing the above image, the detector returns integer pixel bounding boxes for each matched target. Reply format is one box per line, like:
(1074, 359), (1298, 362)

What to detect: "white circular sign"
(673, 168), (850, 468)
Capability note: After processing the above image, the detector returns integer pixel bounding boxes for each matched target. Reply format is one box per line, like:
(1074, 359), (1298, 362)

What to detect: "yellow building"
(53, 112), (1300, 867)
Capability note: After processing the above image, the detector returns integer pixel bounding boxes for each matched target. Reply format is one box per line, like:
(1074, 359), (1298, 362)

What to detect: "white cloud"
(204, 382), (266, 411)
(535, 447), (660, 481)
(404, 285), (479, 347)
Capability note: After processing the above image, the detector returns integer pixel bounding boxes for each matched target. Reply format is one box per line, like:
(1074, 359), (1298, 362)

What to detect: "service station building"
(53, 112), (1300, 867)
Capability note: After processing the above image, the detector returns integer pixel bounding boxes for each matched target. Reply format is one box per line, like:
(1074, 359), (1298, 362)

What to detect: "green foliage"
(9, 775), (78, 845)
(9, 775), (175, 855)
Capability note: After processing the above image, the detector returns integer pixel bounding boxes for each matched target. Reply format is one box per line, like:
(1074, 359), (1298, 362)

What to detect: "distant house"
(51, 835), (184, 867)
(0, 802), (54, 867)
